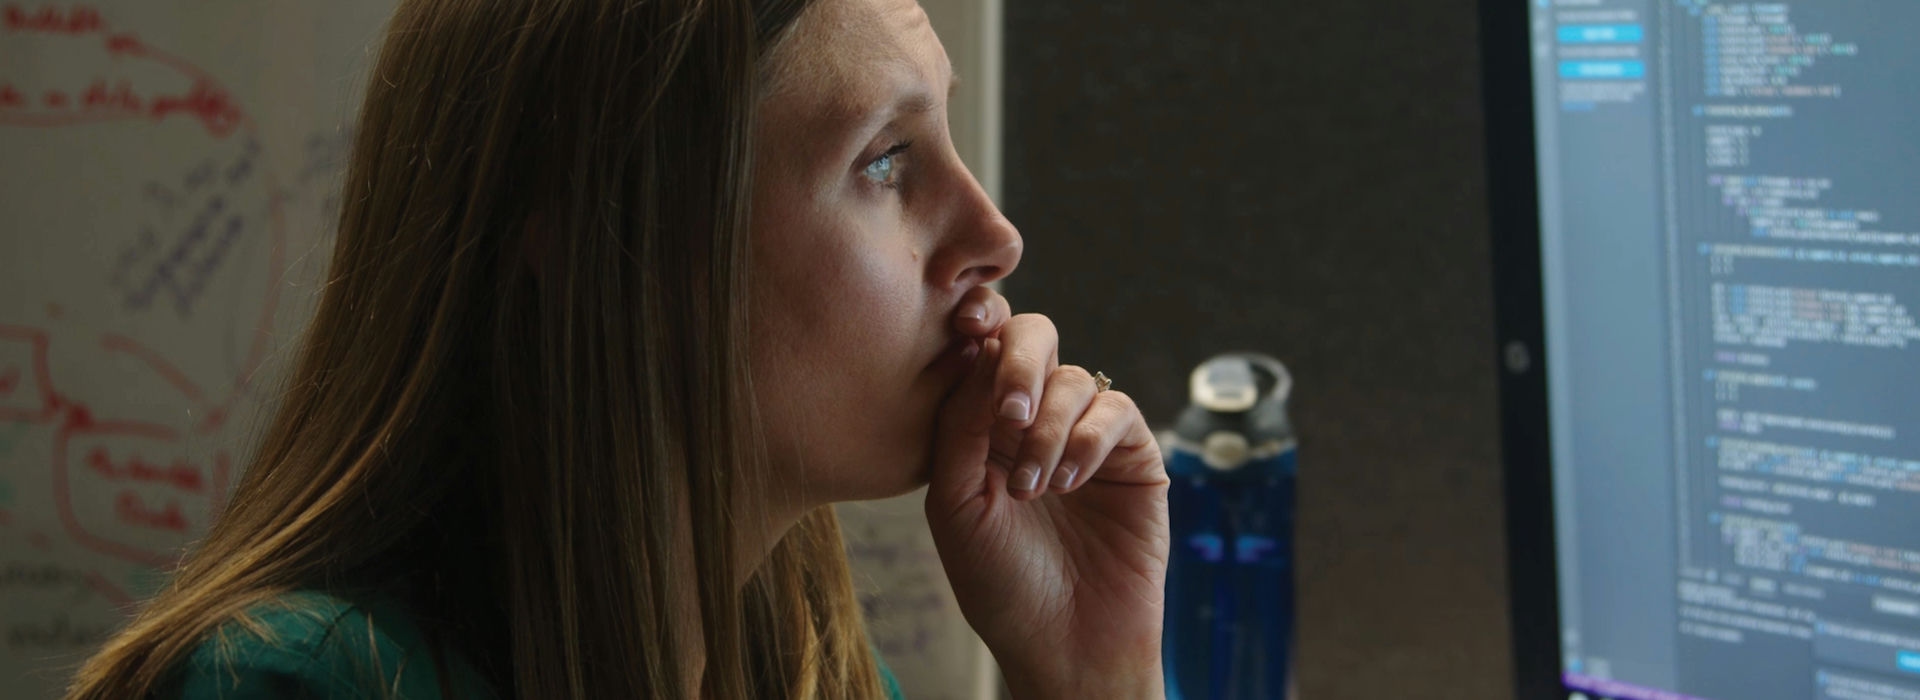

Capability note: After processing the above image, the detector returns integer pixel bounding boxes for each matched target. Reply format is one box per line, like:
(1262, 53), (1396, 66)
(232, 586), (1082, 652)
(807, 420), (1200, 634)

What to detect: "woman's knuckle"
(1006, 347), (1047, 374)
(1070, 420), (1106, 447)
(1031, 421), (1070, 448)
(1010, 312), (1056, 335)
(1051, 364), (1092, 385)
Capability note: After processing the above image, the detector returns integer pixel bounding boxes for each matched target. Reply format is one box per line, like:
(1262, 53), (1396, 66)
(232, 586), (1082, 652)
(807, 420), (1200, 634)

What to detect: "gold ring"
(1093, 371), (1112, 393)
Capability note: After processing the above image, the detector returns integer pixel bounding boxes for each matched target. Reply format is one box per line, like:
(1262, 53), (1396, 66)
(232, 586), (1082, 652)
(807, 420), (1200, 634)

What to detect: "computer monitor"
(1482, 1), (1920, 699)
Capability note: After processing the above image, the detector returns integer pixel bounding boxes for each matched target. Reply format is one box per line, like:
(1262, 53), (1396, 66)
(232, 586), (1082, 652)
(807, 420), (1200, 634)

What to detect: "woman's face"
(748, 0), (1022, 506)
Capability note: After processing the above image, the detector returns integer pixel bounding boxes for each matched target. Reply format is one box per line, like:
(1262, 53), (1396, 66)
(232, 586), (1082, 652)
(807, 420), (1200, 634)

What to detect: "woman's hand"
(925, 286), (1171, 700)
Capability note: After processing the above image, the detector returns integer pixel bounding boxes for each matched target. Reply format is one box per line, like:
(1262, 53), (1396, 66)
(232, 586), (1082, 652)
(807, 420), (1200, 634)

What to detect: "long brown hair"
(64, 0), (885, 697)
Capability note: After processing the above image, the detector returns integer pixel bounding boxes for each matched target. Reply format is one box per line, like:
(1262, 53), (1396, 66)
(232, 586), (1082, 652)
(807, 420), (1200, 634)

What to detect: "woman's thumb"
(928, 337), (1000, 506)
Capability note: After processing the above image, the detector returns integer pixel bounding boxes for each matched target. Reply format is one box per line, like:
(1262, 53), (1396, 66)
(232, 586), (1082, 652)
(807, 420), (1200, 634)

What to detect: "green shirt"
(164, 590), (905, 699)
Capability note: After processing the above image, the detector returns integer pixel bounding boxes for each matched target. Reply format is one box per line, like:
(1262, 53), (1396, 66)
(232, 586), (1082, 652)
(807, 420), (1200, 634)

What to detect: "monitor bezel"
(1478, 0), (1570, 697)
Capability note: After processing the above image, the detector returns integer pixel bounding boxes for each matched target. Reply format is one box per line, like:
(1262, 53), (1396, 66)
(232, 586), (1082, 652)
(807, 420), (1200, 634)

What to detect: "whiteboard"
(0, 2), (989, 698)
(0, 1), (400, 695)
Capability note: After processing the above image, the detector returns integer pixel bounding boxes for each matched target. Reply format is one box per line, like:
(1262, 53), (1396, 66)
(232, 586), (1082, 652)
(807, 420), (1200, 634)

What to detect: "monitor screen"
(1520, 1), (1920, 698)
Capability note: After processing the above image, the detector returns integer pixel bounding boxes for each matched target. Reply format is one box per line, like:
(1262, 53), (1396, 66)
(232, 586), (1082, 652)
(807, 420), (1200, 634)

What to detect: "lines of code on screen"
(1666, 3), (1920, 699)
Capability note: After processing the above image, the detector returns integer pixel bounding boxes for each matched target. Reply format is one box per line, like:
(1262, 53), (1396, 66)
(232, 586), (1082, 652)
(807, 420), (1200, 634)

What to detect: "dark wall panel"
(1002, 1), (1514, 697)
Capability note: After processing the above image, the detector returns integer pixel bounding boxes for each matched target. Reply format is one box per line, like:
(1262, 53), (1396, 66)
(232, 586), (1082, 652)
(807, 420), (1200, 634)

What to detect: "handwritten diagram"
(0, 2), (367, 695)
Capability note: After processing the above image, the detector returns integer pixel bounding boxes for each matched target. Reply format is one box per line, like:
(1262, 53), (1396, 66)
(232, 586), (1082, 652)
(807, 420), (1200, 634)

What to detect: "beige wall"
(921, 0), (1001, 201)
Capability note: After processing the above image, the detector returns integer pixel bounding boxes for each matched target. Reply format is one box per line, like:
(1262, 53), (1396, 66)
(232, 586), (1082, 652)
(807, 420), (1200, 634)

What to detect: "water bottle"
(1159, 352), (1297, 700)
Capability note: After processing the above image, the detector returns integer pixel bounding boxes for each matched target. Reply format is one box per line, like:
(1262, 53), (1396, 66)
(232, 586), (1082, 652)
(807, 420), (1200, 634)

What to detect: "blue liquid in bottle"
(1160, 353), (1296, 700)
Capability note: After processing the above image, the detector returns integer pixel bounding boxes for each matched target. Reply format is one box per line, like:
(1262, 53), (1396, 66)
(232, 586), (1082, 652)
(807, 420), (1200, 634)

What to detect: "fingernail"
(1013, 463), (1041, 492)
(960, 303), (986, 323)
(1050, 463), (1078, 490)
(998, 392), (1031, 422)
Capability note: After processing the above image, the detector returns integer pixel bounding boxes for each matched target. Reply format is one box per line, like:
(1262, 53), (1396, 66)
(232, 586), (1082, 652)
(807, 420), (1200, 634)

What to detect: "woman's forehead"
(768, 0), (951, 124)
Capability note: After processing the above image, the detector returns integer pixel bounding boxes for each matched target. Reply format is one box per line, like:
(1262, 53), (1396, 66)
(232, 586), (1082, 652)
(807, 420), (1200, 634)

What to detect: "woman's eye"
(863, 154), (896, 184)
(861, 142), (911, 188)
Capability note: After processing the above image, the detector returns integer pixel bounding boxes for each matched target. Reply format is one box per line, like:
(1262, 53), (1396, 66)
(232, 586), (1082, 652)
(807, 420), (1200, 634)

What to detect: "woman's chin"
(833, 460), (934, 505)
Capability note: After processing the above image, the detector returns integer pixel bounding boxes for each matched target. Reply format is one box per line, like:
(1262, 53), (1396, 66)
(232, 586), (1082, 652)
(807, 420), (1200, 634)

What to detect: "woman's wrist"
(999, 656), (1166, 700)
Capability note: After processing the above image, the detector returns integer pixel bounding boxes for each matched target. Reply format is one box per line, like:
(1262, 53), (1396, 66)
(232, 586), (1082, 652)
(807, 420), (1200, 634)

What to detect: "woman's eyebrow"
(828, 69), (959, 133)
(880, 70), (958, 123)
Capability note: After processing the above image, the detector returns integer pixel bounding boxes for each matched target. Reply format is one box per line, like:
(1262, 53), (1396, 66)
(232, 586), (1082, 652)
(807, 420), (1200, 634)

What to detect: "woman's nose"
(936, 169), (1023, 290)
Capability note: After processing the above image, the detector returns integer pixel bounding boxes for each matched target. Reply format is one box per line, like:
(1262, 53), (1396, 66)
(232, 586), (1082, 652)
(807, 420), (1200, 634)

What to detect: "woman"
(66, 0), (1169, 697)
